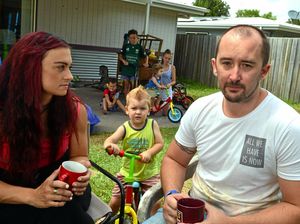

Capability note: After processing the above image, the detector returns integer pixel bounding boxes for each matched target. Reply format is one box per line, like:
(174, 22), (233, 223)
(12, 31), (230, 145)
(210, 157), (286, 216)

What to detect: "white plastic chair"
(137, 155), (199, 223)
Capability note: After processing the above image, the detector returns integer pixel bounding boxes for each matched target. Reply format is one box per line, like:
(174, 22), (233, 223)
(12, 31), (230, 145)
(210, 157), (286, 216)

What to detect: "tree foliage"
(236, 9), (259, 17)
(236, 9), (277, 20)
(287, 19), (300, 25)
(193, 0), (230, 17)
(262, 12), (277, 20)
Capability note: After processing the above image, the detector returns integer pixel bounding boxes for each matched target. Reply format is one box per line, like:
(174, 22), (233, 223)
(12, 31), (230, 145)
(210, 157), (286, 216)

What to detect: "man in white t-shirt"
(144, 25), (300, 224)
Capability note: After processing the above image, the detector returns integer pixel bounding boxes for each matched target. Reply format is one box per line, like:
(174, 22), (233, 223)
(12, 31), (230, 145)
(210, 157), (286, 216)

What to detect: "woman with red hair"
(0, 32), (93, 223)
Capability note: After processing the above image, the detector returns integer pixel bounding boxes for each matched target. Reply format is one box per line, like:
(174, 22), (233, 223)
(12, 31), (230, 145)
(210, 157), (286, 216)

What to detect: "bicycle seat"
(174, 83), (186, 95)
(87, 192), (112, 223)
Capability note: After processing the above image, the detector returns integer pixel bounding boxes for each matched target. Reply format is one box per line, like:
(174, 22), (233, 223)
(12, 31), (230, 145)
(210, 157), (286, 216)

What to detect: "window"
(0, 0), (34, 62)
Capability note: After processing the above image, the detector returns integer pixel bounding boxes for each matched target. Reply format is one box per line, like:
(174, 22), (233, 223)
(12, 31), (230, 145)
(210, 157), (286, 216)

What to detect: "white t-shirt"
(175, 91), (300, 216)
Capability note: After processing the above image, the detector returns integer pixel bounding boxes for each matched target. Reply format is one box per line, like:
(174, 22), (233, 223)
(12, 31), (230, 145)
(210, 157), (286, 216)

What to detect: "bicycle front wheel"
(167, 107), (183, 123)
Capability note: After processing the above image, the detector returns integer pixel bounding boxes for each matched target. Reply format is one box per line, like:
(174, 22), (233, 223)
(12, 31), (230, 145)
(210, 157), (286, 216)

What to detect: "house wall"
(37, 0), (177, 52)
(36, 0), (177, 80)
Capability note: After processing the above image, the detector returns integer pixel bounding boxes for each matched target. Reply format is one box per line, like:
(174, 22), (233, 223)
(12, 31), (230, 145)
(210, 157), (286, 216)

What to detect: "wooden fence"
(174, 34), (300, 103)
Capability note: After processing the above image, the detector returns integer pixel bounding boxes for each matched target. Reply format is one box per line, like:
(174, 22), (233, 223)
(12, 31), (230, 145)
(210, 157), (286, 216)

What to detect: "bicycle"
(89, 160), (126, 224)
(150, 89), (183, 123)
(106, 147), (144, 224)
(172, 83), (194, 110)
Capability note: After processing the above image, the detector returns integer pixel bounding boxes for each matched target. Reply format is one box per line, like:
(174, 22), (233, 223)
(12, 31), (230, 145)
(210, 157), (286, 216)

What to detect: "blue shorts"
(142, 208), (165, 224)
(108, 104), (118, 112)
(121, 75), (136, 81)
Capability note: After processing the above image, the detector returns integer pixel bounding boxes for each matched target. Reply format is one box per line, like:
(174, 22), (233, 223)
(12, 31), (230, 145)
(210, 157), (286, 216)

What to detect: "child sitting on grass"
(103, 85), (164, 214)
(145, 63), (165, 112)
(102, 78), (126, 114)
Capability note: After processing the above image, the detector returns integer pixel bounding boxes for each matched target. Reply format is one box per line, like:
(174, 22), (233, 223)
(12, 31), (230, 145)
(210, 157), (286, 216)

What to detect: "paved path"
(72, 87), (180, 133)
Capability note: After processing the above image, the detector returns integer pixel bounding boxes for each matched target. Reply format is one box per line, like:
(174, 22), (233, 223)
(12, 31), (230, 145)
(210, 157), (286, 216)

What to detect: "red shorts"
(111, 173), (160, 198)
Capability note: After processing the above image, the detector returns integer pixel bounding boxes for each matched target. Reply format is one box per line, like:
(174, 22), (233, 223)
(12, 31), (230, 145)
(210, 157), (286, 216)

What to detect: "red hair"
(0, 32), (78, 184)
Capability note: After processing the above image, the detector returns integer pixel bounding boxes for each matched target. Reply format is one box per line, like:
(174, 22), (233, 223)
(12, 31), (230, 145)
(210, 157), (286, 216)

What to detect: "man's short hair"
(128, 29), (138, 36)
(215, 25), (270, 66)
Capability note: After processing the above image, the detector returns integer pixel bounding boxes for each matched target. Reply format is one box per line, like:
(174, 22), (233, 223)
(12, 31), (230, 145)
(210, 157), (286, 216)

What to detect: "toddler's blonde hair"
(126, 85), (151, 109)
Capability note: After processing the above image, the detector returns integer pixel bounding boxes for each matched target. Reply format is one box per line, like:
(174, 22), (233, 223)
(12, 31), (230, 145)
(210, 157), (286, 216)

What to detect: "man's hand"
(200, 202), (230, 224)
(163, 193), (188, 224)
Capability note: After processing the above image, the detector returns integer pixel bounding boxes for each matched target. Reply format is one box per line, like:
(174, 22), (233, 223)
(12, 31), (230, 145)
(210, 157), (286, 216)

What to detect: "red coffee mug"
(58, 161), (87, 186)
(177, 198), (205, 223)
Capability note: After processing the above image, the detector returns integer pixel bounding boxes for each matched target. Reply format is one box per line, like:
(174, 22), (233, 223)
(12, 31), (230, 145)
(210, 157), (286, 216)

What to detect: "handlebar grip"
(106, 147), (125, 157)
(106, 148), (114, 155)
(119, 150), (125, 157)
(106, 147), (142, 160)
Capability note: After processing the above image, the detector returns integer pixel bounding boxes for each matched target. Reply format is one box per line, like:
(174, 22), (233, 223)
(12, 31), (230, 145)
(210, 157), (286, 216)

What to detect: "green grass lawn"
(89, 127), (178, 203)
(179, 78), (219, 100)
(89, 81), (300, 203)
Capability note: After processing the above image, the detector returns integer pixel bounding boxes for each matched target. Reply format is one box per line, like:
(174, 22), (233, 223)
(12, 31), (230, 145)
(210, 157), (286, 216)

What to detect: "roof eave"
(121, 0), (208, 17)
(178, 22), (300, 34)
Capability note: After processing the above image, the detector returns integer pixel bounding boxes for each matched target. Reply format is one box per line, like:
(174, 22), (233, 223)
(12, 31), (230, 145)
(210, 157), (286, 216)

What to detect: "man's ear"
(260, 64), (271, 80)
(211, 58), (217, 77)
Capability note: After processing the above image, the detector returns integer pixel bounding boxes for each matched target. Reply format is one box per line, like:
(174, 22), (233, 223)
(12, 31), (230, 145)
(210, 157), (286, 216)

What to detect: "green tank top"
(120, 119), (159, 181)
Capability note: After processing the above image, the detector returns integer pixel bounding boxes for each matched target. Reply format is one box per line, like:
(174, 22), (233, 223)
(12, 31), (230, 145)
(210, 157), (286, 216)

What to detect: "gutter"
(121, 0), (208, 17)
(177, 21), (300, 34)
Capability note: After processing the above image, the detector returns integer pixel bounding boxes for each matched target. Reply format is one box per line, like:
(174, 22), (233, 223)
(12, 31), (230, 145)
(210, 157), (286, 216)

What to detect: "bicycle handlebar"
(106, 147), (142, 160)
(106, 147), (142, 183)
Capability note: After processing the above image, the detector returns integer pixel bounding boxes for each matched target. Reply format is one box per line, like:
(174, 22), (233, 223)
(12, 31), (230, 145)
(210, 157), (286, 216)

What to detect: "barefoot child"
(103, 86), (164, 214)
(145, 63), (165, 112)
(102, 78), (126, 114)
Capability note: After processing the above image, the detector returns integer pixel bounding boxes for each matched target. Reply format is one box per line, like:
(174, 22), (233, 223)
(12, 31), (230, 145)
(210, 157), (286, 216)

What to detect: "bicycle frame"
(106, 148), (143, 224)
(172, 83), (194, 109)
(151, 89), (183, 123)
(152, 95), (174, 114)
(89, 160), (125, 224)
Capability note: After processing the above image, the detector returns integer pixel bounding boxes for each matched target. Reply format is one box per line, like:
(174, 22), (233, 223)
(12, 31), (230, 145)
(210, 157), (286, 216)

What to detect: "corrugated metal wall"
(71, 48), (118, 80)
(37, 0), (178, 80)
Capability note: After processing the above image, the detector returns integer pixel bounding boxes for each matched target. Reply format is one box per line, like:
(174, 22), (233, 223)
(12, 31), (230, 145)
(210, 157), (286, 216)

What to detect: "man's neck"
(222, 89), (267, 118)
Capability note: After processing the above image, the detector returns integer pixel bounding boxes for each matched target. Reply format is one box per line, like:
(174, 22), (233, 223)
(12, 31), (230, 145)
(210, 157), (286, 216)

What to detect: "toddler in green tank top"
(104, 86), (164, 214)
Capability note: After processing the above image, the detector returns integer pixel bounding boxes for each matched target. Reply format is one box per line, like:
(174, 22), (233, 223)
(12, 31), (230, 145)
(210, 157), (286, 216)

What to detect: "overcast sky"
(165, 0), (300, 22)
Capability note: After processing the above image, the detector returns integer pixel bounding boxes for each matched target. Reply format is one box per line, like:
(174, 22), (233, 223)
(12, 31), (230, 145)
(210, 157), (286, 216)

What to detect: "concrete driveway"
(72, 87), (181, 133)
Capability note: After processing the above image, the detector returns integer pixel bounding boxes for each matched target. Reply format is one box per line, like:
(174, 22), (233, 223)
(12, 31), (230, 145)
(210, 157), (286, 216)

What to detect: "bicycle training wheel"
(167, 106), (183, 123)
(123, 216), (133, 224)
(181, 96), (194, 110)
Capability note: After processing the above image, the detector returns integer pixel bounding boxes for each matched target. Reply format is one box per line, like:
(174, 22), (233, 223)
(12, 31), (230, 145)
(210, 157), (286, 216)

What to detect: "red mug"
(58, 161), (87, 186)
(177, 198), (205, 223)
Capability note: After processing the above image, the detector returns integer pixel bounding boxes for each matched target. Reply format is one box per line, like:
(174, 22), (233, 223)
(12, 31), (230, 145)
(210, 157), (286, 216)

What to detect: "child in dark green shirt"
(119, 29), (148, 96)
